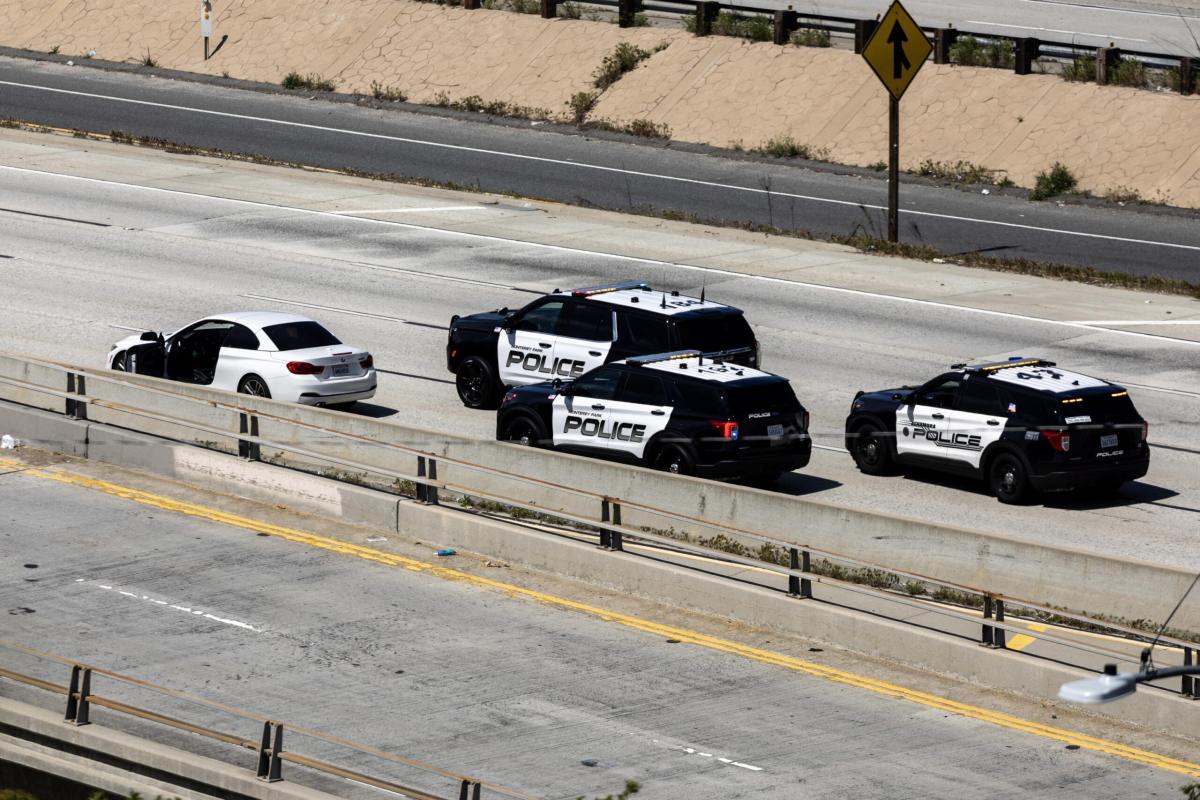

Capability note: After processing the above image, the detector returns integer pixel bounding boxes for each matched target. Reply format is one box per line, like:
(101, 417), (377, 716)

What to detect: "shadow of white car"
(107, 311), (376, 408)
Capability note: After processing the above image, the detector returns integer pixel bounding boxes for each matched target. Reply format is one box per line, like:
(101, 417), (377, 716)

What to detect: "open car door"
(126, 332), (167, 377)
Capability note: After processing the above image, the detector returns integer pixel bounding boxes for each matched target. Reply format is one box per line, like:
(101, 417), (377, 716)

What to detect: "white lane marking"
(964, 20), (1148, 41)
(1068, 319), (1200, 325)
(813, 443), (849, 453)
(351, 261), (523, 291)
(4, 164), (1199, 350)
(678, 745), (764, 771)
(1121, 381), (1200, 399)
(239, 293), (412, 324)
(108, 323), (143, 332)
(1023, 0), (1200, 20)
(2, 80), (1199, 254)
(78, 578), (262, 632)
(331, 206), (486, 214)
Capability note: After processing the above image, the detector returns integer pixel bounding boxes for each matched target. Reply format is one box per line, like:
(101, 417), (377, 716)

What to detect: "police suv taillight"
(287, 361), (323, 375)
(709, 420), (739, 440)
(1043, 430), (1070, 452)
(1141, 421), (1149, 441)
(799, 411), (810, 432)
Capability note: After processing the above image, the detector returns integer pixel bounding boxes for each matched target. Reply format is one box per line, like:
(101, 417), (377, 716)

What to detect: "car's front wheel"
(456, 356), (500, 409)
(111, 352), (127, 372)
(500, 414), (547, 447)
(237, 375), (271, 399)
(850, 423), (893, 475)
(989, 452), (1031, 504)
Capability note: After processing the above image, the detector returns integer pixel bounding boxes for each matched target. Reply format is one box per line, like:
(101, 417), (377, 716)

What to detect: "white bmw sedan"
(107, 311), (377, 407)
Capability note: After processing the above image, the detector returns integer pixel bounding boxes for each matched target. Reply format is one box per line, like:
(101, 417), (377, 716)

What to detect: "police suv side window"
(514, 301), (564, 334)
(617, 312), (670, 352)
(621, 372), (669, 406)
(916, 375), (961, 409)
(955, 380), (1003, 415)
(674, 382), (726, 416)
(560, 302), (614, 342)
(570, 366), (623, 400)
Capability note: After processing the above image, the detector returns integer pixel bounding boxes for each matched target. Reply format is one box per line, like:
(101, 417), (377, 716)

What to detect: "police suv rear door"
(944, 377), (1008, 468)
(553, 301), (616, 381)
(602, 370), (673, 459)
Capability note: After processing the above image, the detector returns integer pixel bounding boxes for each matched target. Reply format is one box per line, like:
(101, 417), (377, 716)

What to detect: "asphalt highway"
(1, 57), (1198, 280)
(1, 459), (1194, 798)
(0, 135), (1197, 572)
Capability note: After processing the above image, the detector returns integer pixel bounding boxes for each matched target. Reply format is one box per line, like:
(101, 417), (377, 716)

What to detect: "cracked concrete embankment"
(1, 0), (1199, 206)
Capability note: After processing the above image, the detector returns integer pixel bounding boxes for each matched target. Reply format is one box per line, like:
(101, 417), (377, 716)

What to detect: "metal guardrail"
(0, 352), (1197, 700)
(0, 639), (535, 800)
(566, 0), (1198, 92)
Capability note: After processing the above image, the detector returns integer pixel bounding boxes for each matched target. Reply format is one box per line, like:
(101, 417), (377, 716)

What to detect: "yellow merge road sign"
(862, 1), (932, 100)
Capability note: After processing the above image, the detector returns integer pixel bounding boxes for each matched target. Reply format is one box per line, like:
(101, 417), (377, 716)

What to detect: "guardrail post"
(772, 9), (798, 45)
(694, 2), (720, 36)
(1096, 46), (1120, 85)
(65, 373), (87, 421)
(993, 599), (1006, 649)
(416, 457), (439, 504)
(463, 0), (479, 8)
(64, 664), (92, 725)
(853, 19), (877, 54)
(540, 0), (556, 19)
(599, 499), (611, 549)
(934, 28), (957, 64)
(1014, 37), (1039, 75)
(981, 595), (995, 647)
(238, 414), (260, 460)
(789, 548), (812, 598)
(618, 0), (638, 27)
(599, 499), (623, 550)
(427, 458), (440, 506)
(1180, 57), (1195, 96)
(459, 779), (482, 800)
(1184, 647), (1196, 699)
(256, 721), (284, 782)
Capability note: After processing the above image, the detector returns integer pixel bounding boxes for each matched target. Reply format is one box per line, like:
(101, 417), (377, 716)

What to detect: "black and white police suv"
(447, 281), (759, 408)
(496, 350), (811, 483)
(844, 358), (1150, 503)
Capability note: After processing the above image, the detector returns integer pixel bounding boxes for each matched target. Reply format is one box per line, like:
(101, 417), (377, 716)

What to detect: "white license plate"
(1100, 434), (1118, 449)
(332, 364), (350, 377)
(767, 424), (785, 437)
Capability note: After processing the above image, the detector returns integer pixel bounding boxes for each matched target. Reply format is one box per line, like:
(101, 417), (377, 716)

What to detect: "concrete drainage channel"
(0, 353), (1197, 741)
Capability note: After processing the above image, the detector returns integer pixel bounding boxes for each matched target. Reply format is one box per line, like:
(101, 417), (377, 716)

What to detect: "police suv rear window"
(263, 321), (341, 351)
(726, 382), (800, 416)
(1049, 392), (1139, 424)
(673, 314), (753, 353)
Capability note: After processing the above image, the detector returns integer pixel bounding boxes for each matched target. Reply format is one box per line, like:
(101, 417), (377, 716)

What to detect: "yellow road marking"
(4, 455), (1199, 778)
(1007, 634), (1036, 651)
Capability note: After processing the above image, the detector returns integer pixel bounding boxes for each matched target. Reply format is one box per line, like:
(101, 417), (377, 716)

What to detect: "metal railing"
(0, 639), (535, 800)
(0, 352), (1197, 700)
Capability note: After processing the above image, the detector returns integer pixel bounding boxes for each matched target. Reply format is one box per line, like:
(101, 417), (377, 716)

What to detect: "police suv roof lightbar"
(571, 281), (651, 297)
(627, 350), (702, 365)
(951, 357), (1057, 372)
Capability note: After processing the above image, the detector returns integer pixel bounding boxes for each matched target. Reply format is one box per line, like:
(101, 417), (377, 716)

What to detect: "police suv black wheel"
(501, 415), (547, 448)
(112, 352), (127, 372)
(851, 423), (893, 475)
(456, 356), (500, 409)
(653, 444), (694, 476)
(989, 453), (1031, 504)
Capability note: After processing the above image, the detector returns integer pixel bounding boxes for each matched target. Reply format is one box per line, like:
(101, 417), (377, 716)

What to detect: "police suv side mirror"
(558, 383), (574, 397)
(501, 314), (516, 331)
(140, 331), (159, 342)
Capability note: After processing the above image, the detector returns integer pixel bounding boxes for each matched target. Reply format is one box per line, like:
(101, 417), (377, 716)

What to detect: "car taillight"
(800, 411), (810, 432)
(1141, 421), (1149, 442)
(503, 390), (517, 404)
(752, 339), (760, 367)
(287, 361), (323, 375)
(360, 354), (374, 369)
(1043, 430), (1070, 452)
(709, 420), (739, 440)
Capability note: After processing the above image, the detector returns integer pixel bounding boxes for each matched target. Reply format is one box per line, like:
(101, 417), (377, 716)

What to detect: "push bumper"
(1029, 452), (1150, 491)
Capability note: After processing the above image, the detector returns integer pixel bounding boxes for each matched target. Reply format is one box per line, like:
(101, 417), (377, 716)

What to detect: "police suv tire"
(851, 423), (893, 475)
(653, 443), (694, 476)
(989, 452), (1031, 504)
(456, 356), (500, 409)
(500, 414), (547, 448)
(111, 352), (127, 371)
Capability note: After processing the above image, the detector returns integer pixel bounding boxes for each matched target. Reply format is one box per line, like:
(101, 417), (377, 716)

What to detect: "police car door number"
(1101, 434), (1118, 449)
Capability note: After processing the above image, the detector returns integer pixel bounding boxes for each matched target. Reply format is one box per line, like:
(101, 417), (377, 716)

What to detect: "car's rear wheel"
(111, 352), (127, 372)
(851, 423), (893, 475)
(500, 415), (547, 447)
(238, 375), (271, 399)
(989, 453), (1031, 504)
(456, 356), (500, 409)
(653, 444), (694, 476)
